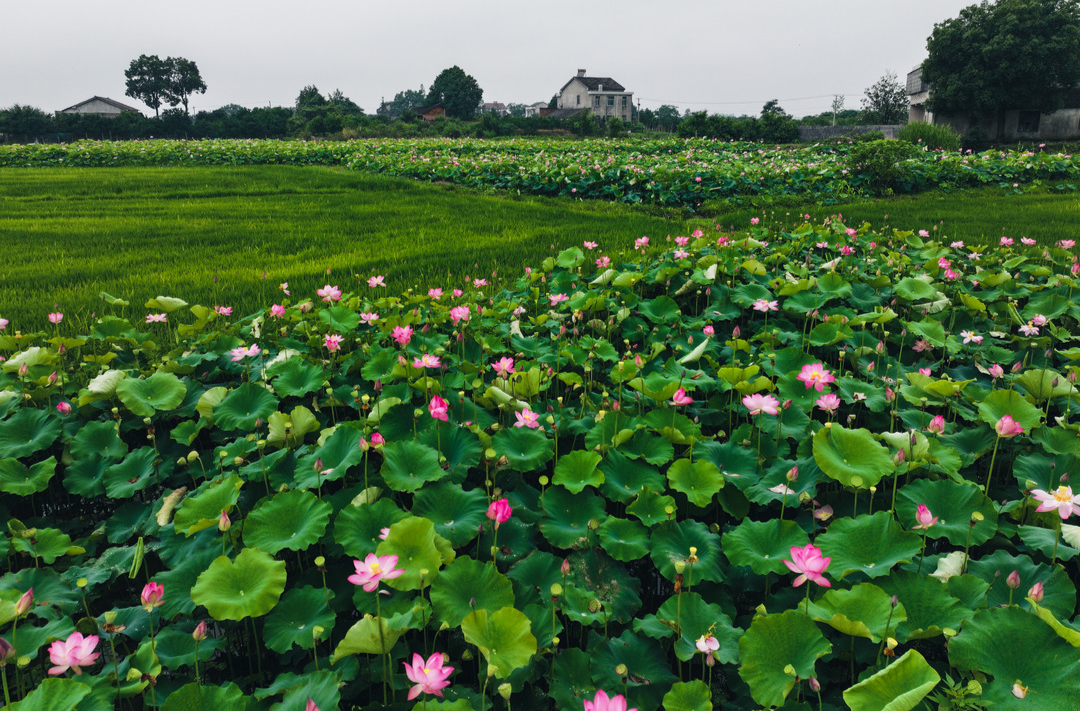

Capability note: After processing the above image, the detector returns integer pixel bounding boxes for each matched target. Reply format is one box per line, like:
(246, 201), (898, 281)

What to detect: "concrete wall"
(932, 109), (1080, 141)
(558, 79), (632, 121)
(61, 98), (126, 117)
(798, 125), (901, 141)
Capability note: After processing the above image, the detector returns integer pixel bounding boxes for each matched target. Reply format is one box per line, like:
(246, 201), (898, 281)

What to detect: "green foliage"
(898, 122), (962, 151)
(848, 139), (920, 192)
(860, 71), (908, 125)
(427, 66), (483, 120)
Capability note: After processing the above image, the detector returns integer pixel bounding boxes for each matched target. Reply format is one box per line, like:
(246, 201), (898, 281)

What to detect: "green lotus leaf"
(666, 458), (723, 507)
(332, 614), (404, 660)
(813, 425), (894, 488)
(553, 450), (604, 493)
(662, 681), (712, 711)
(818, 511), (922, 580)
(807, 583), (907, 642)
(626, 487), (677, 526)
(461, 606), (537, 679)
(333, 498), (408, 559)
(620, 430), (675, 465)
(103, 447), (161, 499)
(430, 556), (515, 628)
(600, 450), (666, 504)
(152, 625), (223, 670)
(1018, 524), (1080, 561)
(266, 406), (319, 448)
(843, 649), (940, 711)
(145, 295), (188, 313)
(418, 422), (483, 479)
(172, 474), (243, 536)
(69, 420), (127, 460)
(62, 454), (110, 497)
(650, 519), (723, 584)
(377, 516), (446, 590)
(966, 550), (1076, 619)
(190, 547), (287, 621)
(896, 479), (998, 545)
(11, 526), (76, 564)
(268, 356), (326, 398)
(877, 570), (975, 642)
(551, 648), (595, 711)
(379, 440), (446, 492)
(295, 426), (366, 488)
(894, 278), (939, 302)
(1028, 600), (1080, 647)
(213, 382), (279, 431)
(540, 486), (606, 549)
(1016, 368), (1075, 403)
(318, 304), (360, 332)
(262, 586), (336, 653)
(722, 518), (810, 575)
(260, 670), (342, 711)
(492, 426), (554, 472)
(563, 548), (643, 624)
(0, 567), (79, 615)
(160, 683), (247, 711)
(244, 488), (331, 554)
(977, 388), (1043, 432)
(634, 592), (740, 663)
(0, 408), (61, 459)
(6, 678), (95, 711)
(115, 372), (186, 417)
(195, 386), (227, 422)
(598, 517), (650, 561)
(506, 551), (562, 609)
(591, 629), (678, 711)
(738, 609), (832, 709)
(949, 606), (1080, 711)
(0, 456), (56, 496)
(412, 482), (488, 547)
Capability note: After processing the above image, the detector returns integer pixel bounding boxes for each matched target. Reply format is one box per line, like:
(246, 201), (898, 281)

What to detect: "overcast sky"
(4, 0), (973, 118)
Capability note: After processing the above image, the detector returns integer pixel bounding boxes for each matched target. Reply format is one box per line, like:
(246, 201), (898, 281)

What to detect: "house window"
(607, 96), (615, 106)
(1017, 111), (1040, 132)
(594, 96), (601, 107)
(622, 96), (627, 109)
(576, 95), (580, 106)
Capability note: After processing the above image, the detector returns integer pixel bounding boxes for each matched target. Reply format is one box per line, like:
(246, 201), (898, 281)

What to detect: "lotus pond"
(1, 220), (1079, 711)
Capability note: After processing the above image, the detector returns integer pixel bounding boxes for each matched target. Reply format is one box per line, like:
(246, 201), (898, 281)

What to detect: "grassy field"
(4, 166), (1079, 326)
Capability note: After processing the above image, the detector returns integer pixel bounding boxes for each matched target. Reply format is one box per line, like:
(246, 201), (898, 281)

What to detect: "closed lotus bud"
(233, 456), (244, 466)
(14, 589), (32, 617)
(313, 458), (323, 473)
(808, 677), (821, 693)
(786, 467), (798, 482)
(732, 325), (741, 339)
(192, 620), (208, 641)
(561, 559), (570, 575)
(1006, 569), (1021, 589)
(1028, 581), (1044, 602)
(0, 638), (14, 664)
(219, 509), (231, 532)
(890, 594), (899, 608)
(1061, 473), (1070, 484)
(782, 399), (792, 410)
(894, 450), (906, 465)
(1011, 361), (1022, 373)
(1052, 377), (1060, 388)
(187, 451), (200, 463)
(18, 363), (28, 377)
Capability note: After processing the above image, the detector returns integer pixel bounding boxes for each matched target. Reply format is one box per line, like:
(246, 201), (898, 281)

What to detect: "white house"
(58, 96), (142, 118)
(557, 69), (633, 122)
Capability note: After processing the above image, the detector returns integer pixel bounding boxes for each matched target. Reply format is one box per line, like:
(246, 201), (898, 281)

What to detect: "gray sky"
(4, 0), (972, 118)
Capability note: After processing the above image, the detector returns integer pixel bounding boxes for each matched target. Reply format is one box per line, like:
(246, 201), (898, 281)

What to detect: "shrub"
(962, 126), (992, 153)
(847, 138), (920, 191)
(899, 122), (961, 151)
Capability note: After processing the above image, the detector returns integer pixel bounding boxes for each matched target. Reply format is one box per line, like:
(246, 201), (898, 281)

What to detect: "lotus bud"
(786, 467), (798, 482)
(808, 677), (821, 693)
(893, 450), (906, 465)
(14, 589), (32, 617)
(890, 594), (899, 608)
(17, 363), (27, 377)
(0, 639), (14, 665)
(1006, 569), (1021, 589)
(1028, 581), (1044, 602)
(1061, 473), (1070, 485)
(885, 386), (895, 402)
(219, 509), (231, 532)
(782, 399), (792, 410)
(233, 456), (244, 467)
(1011, 361), (1022, 373)
(187, 451), (200, 463)
(193, 620), (208, 641)
(706, 653), (716, 667)
(732, 325), (741, 339)
(561, 559), (570, 575)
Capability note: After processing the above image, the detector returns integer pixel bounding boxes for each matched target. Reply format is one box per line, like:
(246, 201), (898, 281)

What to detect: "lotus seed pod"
(233, 456), (244, 466)
(143, 417), (152, 426)
(498, 683), (512, 702)
(257, 439), (267, 449)
(104, 611), (118, 625)
(187, 451), (200, 462)
(539, 475), (549, 486)
(312, 625), (325, 640)
(550, 583), (563, 597)
(615, 664), (628, 676)
(588, 599), (601, 613)
(673, 560), (686, 574)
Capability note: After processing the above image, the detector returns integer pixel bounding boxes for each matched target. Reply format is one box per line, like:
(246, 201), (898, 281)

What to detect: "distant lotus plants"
(1, 217), (1080, 710)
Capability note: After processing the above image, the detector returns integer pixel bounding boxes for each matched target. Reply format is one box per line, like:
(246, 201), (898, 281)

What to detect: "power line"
(637, 92), (862, 107)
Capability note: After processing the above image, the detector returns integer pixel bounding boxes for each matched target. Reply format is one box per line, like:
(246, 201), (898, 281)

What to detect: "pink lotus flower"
(140, 582), (165, 612)
(492, 357), (515, 377)
(918, 367), (932, 376)
(48, 631), (99, 675)
(583, 241), (598, 250)
(914, 504), (938, 530)
(752, 299), (779, 312)
(324, 334), (344, 352)
(0, 318), (7, 330)
(487, 498), (513, 529)
(596, 256), (611, 268)
(1032, 314), (1048, 326)
(279, 282), (291, 295)
(695, 634), (719, 654)
(584, 689), (637, 711)
(450, 306), (471, 325)
(742, 393), (780, 416)
(370, 432), (385, 446)
(56, 401), (72, 414)
(994, 415), (1024, 438)
(1021, 237), (1036, 245)
(815, 393), (841, 414)
(15, 589), (33, 616)
(514, 408), (542, 429)
(797, 363), (835, 392)
(48, 312), (64, 324)
(229, 344), (261, 361)
(634, 236), (649, 251)
(270, 304), (286, 318)
(452, 288), (463, 297)
(670, 388), (693, 407)
(750, 217), (760, 225)
(692, 229), (703, 238)
(305, 699), (320, 711)
(429, 395), (449, 421)
(988, 364), (1004, 379)
(316, 284), (341, 302)
(359, 312), (379, 324)
(146, 313), (167, 323)
(378, 527), (390, 540)
(783, 543), (831, 587)
(192, 621), (207, 641)
(473, 278), (488, 288)
(1001, 237), (1014, 246)
(1006, 570), (1021, 589)
(673, 249), (689, 259)
(214, 306), (232, 316)
(348, 553), (405, 592)
(403, 652), (454, 700)
(960, 330), (983, 344)
(392, 325), (413, 346)
(1028, 581), (1044, 602)
(703, 325), (714, 336)
(675, 236), (690, 247)
(926, 415), (945, 434)
(950, 240), (964, 248)
(413, 354), (441, 369)
(1031, 485), (1080, 520)
(367, 275), (386, 288)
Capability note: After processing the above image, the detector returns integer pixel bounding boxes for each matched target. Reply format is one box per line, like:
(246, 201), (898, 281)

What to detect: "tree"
(831, 95), (845, 126)
(125, 54), (170, 117)
(860, 71), (908, 124)
(923, 0), (1080, 120)
(427, 66), (483, 120)
(164, 58), (206, 115)
(377, 86), (426, 119)
(0, 104), (54, 142)
(760, 99), (790, 118)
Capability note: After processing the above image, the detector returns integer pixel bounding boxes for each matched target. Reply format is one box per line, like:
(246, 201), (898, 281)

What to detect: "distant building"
(481, 102), (509, 116)
(524, 101), (548, 118)
(58, 96), (142, 118)
(413, 104), (447, 121)
(557, 69), (633, 122)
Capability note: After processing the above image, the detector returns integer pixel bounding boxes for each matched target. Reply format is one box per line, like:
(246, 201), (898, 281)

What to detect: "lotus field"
(3, 217), (1080, 711)
(3, 137), (1079, 208)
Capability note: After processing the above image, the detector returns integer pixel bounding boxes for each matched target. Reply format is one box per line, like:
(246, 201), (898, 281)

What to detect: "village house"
(556, 69), (633, 122)
(58, 96), (142, 118)
(481, 102), (508, 116)
(524, 101), (548, 118)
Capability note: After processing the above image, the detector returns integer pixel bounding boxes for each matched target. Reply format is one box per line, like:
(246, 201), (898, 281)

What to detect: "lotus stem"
(916, 529), (929, 575)
(194, 637), (201, 685)
(376, 592), (388, 706)
(984, 437), (1002, 497)
(248, 616), (263, 682)
(1, 666), (10, 708)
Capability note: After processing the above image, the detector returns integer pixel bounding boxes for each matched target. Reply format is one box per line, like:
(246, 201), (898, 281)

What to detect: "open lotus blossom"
(487, 498), (513, 529)
(926, 415), (945, 434)
(229, 344), (261, 361)
(413, 353), (441, 369)
(429, 395), (449, 422)
(359, 312), (379, 324)
(583, 240), (598, 250)
(48, 631), (99, 676)
(673, 248), (689, 259)
(960, 330), (983, 344)
(797, 363), (835, 392)
(1031, 485), (1080, 519)
(0, 318), (7, 330)
(918, 367), (932, 376)
(392, 325), (413, 346)
(596, 255), (611, 268)
(769, 483), (796, 496)
(584, 689), (637, 711)
(452, 288), (463, 297)
(270, 304), (286, 318)
(1021, 237), (1036, 245)
(783, 543), (831, 588)
(815, 393), (841, 414)
(743, 393), (781, 416)
(695, 634), (719, 654)
(403, 652), (454, 700)
(367, 275), (386, 288)
(994, 415), (1024, 438)
(492, 357), (515, 377)
(1019, 323), (1039, 337)
(348, 553), (405, 592)
(316, 284), (341, 302)
(450, 306), (471, 324)
(140, 582), (165, 612)
(634, 236), (649, 251)
(324, 334), (344, 353)
(752, 299), (779, 312)
(549, 293), (569, 306)
(1032, 314), (1048, 326)
(675, 236), (690, 246)
(279, 282), (290, 295)
(428, 287), (443, 300)
(48, 312), (64, 324)
(1001, 236), (1014, 246)
(670, 388), (693, 407)
(514, 408), (542, 429)
(146, 313), (167, 323)
(214, 306), (232, 316)
(914, 504), (939, 529)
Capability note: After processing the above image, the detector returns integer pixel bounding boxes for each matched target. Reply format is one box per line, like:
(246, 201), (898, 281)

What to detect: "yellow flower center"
(1053, 486), (1073, 502)
(371, 562), (382, 574)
